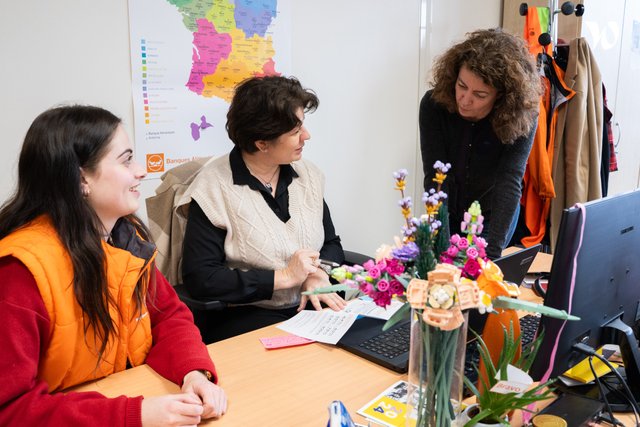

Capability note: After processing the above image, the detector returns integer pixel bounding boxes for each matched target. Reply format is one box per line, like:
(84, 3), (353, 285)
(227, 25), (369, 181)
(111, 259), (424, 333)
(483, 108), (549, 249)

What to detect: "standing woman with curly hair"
(420, 28), (542, 259)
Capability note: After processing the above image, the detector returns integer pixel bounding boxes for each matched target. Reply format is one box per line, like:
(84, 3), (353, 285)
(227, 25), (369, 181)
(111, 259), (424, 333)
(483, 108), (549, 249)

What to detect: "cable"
(588, 356), (624, 426)
(575, 342), (640, 426)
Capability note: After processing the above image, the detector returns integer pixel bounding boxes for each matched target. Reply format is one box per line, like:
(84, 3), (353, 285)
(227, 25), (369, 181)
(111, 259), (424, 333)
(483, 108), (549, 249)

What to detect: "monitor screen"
(529, 189), (640, 409)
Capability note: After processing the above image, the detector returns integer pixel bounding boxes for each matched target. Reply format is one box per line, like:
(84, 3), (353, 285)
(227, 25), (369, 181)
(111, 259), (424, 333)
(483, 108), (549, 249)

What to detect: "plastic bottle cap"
(532, 414), (568, 427)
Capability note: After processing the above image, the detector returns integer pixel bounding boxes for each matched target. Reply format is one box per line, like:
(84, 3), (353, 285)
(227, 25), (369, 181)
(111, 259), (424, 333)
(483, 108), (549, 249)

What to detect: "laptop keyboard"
(464, 314), (541, 393)
(356, 313), (541, 384)
(358, 322), (411, 360)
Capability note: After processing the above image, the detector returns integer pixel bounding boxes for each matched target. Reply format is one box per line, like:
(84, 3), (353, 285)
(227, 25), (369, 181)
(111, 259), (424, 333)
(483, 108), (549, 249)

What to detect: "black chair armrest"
(173, 284), (227, 311)
(343, 250), (372, 266)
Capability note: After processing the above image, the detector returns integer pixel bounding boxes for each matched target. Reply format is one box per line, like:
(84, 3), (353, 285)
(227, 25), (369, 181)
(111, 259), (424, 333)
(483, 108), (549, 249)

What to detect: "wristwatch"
(199, 369), (213, 382)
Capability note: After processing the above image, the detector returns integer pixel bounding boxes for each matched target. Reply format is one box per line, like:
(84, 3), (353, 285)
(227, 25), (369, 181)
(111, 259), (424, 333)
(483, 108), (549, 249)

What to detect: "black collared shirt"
(182, 146), (344, 304)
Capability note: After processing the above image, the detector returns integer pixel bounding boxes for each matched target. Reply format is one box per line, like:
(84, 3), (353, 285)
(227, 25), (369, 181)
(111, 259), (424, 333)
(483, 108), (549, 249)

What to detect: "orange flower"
(476, 259), (520, 299)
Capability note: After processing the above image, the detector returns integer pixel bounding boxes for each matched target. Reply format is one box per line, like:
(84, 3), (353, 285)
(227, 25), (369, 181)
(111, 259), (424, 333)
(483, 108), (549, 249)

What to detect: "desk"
(75, 251), (634, 426)
(74, 323), (404, 426)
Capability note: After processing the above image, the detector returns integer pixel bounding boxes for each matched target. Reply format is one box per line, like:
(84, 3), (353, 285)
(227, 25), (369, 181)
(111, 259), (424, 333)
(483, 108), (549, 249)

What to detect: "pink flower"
(363, 259), (375, 270)
(368, 267), (381, 279)
(360, 282), (374, 295)
(474, 236), (487, 249)
(390, 279), (404, 295)
(478, 248), (487, 259)
(466, 247), (479, 259)
(385, 258), (405, 276)
(463, 258), (481, 278)
(450, 234), (461, 245)
(439, 255), (453, 264)
(457, 238), (469, 250)
(446, 245), (459, 257)
(377, 279), (390, 292)
(373, 291), (392, 308)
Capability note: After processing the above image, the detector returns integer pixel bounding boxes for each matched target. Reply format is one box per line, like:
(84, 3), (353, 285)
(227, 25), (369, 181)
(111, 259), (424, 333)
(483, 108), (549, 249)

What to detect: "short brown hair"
(226, 76), (319, 152)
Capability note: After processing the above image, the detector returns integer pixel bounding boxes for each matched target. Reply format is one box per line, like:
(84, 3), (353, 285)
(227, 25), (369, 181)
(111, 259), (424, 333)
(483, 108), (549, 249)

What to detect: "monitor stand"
(555, 317), (640, 412)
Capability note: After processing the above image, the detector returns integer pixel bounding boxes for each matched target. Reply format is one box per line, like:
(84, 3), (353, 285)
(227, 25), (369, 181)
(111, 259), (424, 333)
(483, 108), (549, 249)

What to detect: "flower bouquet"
(304, 162), (579, 427)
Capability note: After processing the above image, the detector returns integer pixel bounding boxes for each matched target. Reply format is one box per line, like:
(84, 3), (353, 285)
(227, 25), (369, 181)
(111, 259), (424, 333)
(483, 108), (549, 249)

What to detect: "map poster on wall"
(128, 0), (291, 176)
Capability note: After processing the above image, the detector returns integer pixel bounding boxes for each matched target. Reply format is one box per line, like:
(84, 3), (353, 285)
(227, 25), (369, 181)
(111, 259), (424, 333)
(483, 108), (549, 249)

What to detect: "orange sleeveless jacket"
(0, 216), (153, 392)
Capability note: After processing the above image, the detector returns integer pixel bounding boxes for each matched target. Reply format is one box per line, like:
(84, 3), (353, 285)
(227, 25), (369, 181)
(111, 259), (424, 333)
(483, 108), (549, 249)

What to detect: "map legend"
(141, 39), (150, 124)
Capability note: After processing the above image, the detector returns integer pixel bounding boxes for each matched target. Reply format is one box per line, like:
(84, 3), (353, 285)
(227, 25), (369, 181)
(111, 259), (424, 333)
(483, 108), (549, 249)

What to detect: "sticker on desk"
(357, 380), (411, 427)
(259, 335), (315, 349)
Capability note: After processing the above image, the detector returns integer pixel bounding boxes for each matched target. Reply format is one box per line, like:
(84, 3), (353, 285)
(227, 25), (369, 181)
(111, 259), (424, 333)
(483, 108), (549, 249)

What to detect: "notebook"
(337, 245), (542, 373)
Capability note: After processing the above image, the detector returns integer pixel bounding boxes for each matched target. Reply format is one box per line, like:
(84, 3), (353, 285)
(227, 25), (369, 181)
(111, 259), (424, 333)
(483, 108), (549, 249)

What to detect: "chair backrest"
(145, 156), (212, 285)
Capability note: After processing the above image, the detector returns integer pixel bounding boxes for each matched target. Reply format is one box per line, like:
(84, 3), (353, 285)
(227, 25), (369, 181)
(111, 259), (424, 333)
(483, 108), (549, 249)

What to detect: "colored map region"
(190, 115), (213, 141)
(167, 0), (279, 102)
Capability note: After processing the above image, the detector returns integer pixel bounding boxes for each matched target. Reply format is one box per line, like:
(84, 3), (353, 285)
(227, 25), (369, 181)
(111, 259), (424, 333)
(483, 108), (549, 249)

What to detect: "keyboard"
(463, 314), (541, 395)
(358, 321), (411, 360)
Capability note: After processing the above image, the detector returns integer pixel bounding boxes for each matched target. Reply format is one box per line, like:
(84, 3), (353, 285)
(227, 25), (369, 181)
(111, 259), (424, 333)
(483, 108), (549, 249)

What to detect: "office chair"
(146, 158), (372, 341)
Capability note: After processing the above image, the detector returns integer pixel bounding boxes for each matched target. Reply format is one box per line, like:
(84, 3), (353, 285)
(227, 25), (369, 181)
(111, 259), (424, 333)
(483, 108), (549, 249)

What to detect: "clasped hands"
(275, 248), (347, 312)
(141, 370), (227, 426)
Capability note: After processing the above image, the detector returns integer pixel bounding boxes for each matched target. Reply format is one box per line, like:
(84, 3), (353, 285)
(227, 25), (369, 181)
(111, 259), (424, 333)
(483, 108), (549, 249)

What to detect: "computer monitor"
(529, 189), (640, 411)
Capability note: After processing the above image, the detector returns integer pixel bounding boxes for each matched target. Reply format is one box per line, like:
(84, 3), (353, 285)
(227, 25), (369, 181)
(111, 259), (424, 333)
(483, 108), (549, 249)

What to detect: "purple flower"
(393, 169), (408, 180)
(392, 241), (419, 262)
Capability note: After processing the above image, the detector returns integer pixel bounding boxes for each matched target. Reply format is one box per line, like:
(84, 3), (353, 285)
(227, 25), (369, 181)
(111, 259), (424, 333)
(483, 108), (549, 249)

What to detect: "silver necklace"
(247, 164), (279, 191)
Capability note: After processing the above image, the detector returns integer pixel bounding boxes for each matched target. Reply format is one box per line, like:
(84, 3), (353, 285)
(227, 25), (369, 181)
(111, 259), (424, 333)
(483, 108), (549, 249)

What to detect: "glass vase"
(406, 308), (468, 427)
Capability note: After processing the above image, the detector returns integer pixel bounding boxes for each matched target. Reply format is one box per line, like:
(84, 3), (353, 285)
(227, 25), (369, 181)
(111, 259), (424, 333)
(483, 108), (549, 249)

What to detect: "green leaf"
(382, 302), (410, 331)
(492, 297), (580, 320)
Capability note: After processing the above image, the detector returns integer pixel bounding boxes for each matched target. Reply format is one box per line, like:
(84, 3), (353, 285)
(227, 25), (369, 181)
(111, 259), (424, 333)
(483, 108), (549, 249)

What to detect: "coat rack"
(519, 1), (585, 49)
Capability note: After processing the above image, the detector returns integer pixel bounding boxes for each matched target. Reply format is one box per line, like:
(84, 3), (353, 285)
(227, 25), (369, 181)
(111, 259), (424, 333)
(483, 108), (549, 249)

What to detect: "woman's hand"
(141, 393), (205, 427)
(275, 249), (320, 290)
(181, 370), (227, 419)
(298, 269), (347, 312)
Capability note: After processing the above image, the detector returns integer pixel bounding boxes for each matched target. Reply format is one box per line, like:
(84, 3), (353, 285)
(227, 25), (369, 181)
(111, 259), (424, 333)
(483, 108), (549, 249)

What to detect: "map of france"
(167, 0), (279, 102)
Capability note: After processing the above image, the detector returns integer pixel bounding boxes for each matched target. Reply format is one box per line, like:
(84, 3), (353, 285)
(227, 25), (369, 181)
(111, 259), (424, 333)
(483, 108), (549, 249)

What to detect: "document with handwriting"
(276, 310), (358, 344)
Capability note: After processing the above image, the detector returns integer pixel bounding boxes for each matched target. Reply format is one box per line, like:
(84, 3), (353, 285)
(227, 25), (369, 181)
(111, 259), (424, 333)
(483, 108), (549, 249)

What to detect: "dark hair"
(430, 28), (542, 143)
(226, 75), (319, 152)
(0, 105), (152, 362)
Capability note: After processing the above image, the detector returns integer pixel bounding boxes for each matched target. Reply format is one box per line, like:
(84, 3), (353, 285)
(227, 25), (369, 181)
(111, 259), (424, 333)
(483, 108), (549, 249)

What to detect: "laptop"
(337, 245), (542, 373)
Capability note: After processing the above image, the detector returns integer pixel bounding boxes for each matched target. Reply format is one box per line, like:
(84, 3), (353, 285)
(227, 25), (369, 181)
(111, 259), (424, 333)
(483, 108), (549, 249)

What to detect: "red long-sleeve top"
(0, 256), (217, 427)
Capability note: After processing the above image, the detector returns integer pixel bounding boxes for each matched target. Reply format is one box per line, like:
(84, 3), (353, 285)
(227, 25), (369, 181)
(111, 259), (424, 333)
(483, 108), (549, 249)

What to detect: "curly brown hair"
(430, 28), (542, 144)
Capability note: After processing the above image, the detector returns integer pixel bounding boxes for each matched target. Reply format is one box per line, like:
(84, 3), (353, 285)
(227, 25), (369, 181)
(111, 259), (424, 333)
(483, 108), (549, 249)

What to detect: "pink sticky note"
(259, 335), (315, 349)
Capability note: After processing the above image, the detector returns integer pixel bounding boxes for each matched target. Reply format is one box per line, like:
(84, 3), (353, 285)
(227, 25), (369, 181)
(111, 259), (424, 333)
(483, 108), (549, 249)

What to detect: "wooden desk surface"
(74, 250), (634, 426)
(74, 323), (404, 426)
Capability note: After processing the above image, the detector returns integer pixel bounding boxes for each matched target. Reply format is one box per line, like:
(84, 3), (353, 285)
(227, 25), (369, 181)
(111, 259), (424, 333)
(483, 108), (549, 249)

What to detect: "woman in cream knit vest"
(181, 76), (346, 342)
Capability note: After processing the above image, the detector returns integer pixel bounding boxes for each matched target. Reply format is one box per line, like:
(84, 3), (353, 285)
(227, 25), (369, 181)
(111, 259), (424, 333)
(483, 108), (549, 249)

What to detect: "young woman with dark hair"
(0, 105), (226, 426)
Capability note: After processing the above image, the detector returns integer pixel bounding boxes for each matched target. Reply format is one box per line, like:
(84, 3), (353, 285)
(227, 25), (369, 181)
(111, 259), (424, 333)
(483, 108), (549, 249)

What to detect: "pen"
(318, 258), (340, 274)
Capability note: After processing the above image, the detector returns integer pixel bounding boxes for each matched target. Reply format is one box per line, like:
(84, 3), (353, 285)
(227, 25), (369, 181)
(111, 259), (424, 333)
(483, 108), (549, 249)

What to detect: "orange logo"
(146, 153), (165, 173)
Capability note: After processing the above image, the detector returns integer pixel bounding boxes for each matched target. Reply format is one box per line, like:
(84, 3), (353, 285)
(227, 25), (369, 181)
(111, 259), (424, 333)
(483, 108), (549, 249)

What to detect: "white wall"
(582, 0), (640, 195)
(0, 0), (500, 256)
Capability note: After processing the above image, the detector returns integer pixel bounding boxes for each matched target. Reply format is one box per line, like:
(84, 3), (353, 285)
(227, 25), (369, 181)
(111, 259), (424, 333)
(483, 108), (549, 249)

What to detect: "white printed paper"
(344, 297), (404, 320)
(276, 310), (358, 344)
